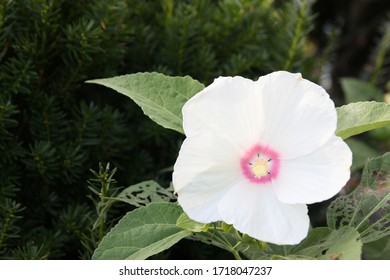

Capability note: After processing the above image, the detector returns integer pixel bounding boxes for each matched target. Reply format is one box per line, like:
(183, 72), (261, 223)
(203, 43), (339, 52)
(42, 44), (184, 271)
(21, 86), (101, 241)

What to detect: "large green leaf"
(336, 101), (390, 139)
(86, 72), (204, 134)
(327, 153), (390, 243)
(92, 202), (190, 260)
(287, 227), (362, 260)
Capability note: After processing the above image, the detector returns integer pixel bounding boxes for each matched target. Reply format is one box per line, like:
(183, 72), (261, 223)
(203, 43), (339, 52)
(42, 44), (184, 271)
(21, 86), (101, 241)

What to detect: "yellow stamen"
(251, 159), (269, 177)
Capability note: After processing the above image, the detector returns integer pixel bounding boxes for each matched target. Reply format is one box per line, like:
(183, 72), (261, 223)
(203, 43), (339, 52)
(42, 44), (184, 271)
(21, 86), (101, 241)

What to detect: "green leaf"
(336, 101), (390, 139)
(340, 78), (383, 103)
(289, 227), (362, 260)
(86, 72), (205, 134)
(361, 152), (390, 188)
(176, 212), (209, 232)
(112, 180), (176, 207)
(363, 236), (390, 259)
(327, 153), (390, 243)
(92, 202), (190, 260)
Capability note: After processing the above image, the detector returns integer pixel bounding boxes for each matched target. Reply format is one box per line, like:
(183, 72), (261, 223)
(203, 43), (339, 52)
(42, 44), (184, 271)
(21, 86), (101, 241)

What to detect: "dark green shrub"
(0, 0), (134, 259)
(0, 0), (319, 259)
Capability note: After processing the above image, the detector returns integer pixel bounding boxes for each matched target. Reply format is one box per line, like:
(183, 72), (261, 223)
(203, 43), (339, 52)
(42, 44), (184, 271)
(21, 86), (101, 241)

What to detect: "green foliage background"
(0, 0), (389, 259)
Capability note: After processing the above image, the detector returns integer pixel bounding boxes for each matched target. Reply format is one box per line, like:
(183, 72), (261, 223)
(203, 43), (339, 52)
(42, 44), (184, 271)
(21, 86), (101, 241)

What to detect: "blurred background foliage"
(0, 0), (389, 259)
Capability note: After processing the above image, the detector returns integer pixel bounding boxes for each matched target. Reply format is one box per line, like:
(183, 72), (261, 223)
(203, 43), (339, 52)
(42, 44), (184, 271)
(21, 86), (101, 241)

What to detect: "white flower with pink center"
(172, 71), (352, 245)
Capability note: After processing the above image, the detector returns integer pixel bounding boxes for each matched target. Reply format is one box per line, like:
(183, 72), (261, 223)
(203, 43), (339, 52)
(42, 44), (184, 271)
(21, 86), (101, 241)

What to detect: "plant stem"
(284, 0), (306, 71)
(98, 173), (109, 241)
(0, 207), (13, 247)
(231, 249), (242, 260)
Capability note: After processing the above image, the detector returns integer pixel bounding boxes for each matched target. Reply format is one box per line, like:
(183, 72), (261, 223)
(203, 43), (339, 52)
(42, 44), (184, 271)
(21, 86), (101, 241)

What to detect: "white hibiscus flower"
(172, 71), (352, 245)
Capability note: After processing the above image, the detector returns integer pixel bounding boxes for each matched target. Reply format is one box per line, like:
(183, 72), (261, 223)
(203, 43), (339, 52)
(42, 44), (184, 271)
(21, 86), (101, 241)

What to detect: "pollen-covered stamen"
(251, 159), (270, 177)
(248, 153), (272, 177)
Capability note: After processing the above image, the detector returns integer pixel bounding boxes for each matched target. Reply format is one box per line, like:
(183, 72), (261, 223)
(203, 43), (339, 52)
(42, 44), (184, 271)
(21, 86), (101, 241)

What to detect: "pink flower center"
(240, 144), (280, 184)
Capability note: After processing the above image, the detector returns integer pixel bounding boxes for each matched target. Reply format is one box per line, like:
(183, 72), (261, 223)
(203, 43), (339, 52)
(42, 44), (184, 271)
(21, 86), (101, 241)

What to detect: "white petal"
(218, 182), (309, 245)
(182, 76), (265, 153)
(172, 131), (243, 223)
(183, 72), (338, 159)
(257, 71), (337, 159)
(273, 136), (352, 204)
